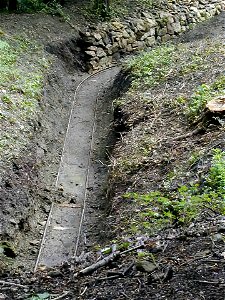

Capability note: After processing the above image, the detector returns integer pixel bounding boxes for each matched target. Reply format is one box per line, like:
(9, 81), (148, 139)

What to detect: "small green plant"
(207, 149), (225, 194)
(28, 292), (50, 300)
(186, 83), (211, 120)
(128, 44), (176, 88)
(123, 149), (225, 234)
(186, 75), (225, 121)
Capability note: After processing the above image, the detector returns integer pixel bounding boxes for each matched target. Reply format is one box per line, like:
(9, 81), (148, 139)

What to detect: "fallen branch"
(75, 251), (120, 276)
(75, 245), (143, 276)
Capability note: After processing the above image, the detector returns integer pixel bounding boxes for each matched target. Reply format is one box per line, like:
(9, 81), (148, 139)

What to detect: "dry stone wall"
(78, 0), (225, 71)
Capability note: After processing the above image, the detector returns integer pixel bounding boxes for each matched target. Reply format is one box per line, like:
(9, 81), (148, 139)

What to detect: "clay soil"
(0, 4), (225, 300)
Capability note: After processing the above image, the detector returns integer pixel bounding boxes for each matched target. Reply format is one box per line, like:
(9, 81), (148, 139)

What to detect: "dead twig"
(80, 286), (87, 296)
(193, 280), (225, 285)
(97, 274), (121, 281)
(179, 255), (210, 267)
(75, 245), (143, 276)
(0, 280), (28, 288)
(164, 127), (203, 142)
(75, 251), (120, 276)
(52, 291), (70, 300)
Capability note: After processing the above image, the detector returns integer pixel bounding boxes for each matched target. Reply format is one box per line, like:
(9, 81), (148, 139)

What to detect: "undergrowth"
(0, 34), (49, 167)
(186, 75), (225, 121)
(123, 149), (225, 234)
(127, 40), (224, 89)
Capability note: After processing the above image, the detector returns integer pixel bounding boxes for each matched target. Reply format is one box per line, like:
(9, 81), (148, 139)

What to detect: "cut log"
(206, 96), (225, 112)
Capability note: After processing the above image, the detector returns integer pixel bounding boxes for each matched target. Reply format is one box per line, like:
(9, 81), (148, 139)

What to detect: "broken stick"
(75, 245), (143, 277)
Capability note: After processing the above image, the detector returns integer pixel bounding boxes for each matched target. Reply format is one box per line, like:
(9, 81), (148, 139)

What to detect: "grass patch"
(126, 40), (225, 90)
(123, 149), (225, 234)
(0, 34), (50, 166)
(127, 44), (176, 88)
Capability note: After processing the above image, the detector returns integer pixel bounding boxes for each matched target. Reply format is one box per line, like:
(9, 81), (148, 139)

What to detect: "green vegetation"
(0, 34), (49, 165)
(86, 0), (156, 19)
(123, 149), (225, 234)
(28, 293), (50, 300)
(127, 40), (224, 90)
(0, 0), (64, 12)
(127, 44), (176, 88)
(186, 75), (225, 121)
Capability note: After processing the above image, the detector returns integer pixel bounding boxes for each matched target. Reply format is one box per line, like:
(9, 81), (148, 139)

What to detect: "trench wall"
(78, 0), (224, 71)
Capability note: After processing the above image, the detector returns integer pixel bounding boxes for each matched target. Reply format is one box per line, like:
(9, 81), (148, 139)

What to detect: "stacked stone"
(79, 0), (224, 72)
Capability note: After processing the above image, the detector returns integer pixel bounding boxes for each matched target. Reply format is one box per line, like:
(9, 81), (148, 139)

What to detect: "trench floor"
(35, 66), (121, 269)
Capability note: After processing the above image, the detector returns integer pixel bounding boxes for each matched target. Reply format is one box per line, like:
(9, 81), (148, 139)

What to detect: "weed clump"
(186, 75), (225, 121)
(123, 149), (225, 234)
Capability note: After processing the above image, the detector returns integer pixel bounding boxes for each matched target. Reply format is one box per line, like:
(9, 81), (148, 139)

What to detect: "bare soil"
(0, 6), (225, 300)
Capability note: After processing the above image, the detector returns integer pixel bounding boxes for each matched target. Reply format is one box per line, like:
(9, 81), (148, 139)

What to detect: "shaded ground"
(0, 6), (225, 300)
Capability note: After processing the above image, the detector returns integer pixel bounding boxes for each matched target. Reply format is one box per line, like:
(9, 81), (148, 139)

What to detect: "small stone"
(171, 22), (182, 33)
(85, 50), (96, 57)
(9, 218), (17, 225)
(140, 28), (155, 41)
(93, 32), (102, 41)
(162, 34), (171, 42)
(96, 48), (107, 58)
(38, 221), (46, 226)
(145, 36), (156, 47)
(48, 270), (63, 277)
(212, 233), (224, 243)
(30, 240), (40, 246)
(0, 293), (6, 300)
(111, 21), (124, 30)
(136, 260), (157, 273)
(87, 46), (98, 52)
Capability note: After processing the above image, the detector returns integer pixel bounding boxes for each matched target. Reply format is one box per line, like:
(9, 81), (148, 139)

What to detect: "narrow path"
(35, 66), (121, 269)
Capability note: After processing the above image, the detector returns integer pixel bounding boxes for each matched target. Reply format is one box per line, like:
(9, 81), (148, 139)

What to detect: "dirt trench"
(0, 15), (130, 272)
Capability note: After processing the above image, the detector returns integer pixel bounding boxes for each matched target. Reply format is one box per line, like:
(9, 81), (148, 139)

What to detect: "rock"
(111, 21), (124, 30)
(171, 22), (182, 33)
(162, 34), (171, 42)
(121, 38), (128, 48)
(137, 40), (146, 49)
(87, 46), (98, 52)
(145, 36), (156, 47)
(96, 48), (107, 58)
(0, 294), (6, 300)
(103, 35), (111, 45)
(136, 260), (157, 273)
(145, 18), (157, 28)
(122, 30), (130, 39)
(48, 270), (63, 277)
(93, 32), (102, 41)
(85, 50), (96, 57)
(158, 27), (168, 36)
(112, 52), (121, 61)
(111, 42), (119, 53)
(99, 56), (109, 67)
(30, 239), (40, 246)
(140, 28), (156, 41)
(88, 60), (98, 70)
(9, 218), (17, 225)
(212, 233), (224, 243)
(136, 20), (146, 32)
